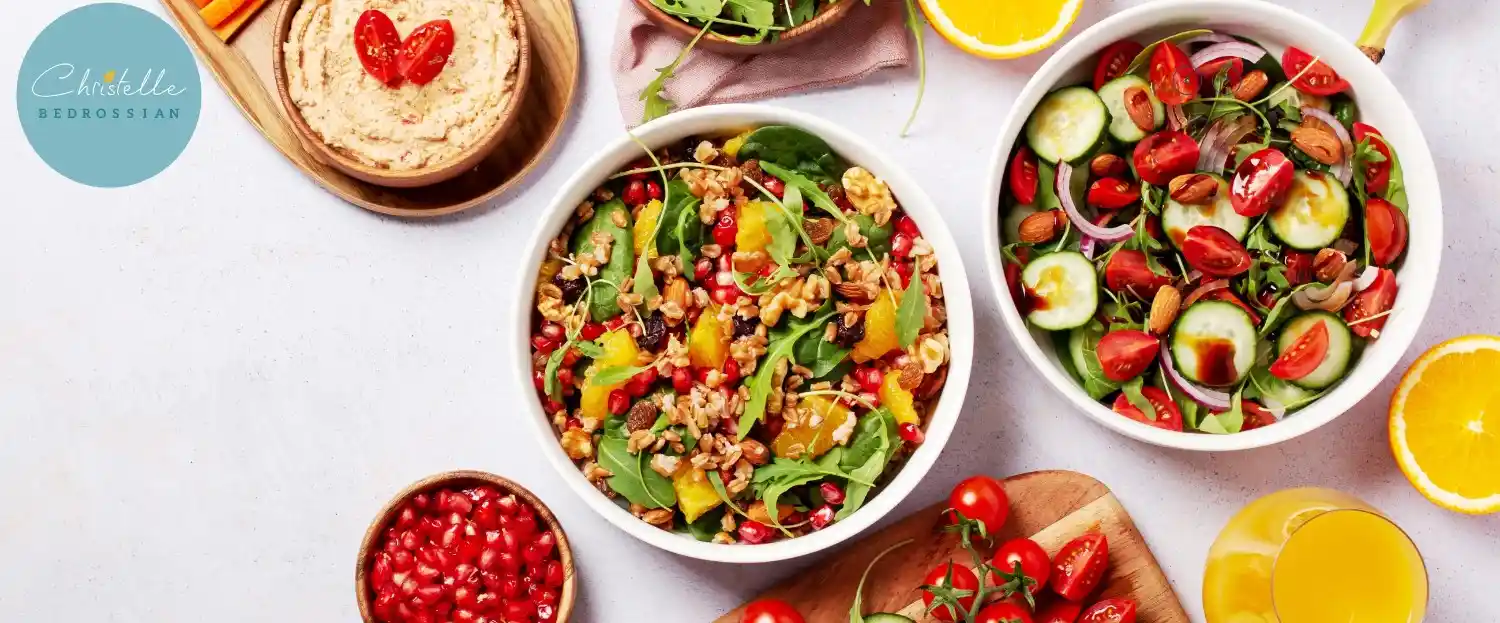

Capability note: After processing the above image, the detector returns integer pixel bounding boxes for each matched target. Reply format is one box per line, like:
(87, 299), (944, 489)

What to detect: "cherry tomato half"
(992, 538), (1051, 600)
(1096, 330), (1159, 382)
(1195, 57), (1244, 91)
(948, 476), (1010, 534)
(1110, 386), (1184, 431)
(1079, 598), (1139, 623)
(354, 10), (403, 87)
(1103, 250), (1171, 299)
(1366, 197), (1409, 267)
(1240, 400), (1276, 431)
(1345, 268), (1398, 338)
(1051, 531), (1110, 601)
(741, 599), (805, 623)
(1087, 177), (1140, 210)
(1282, 46), (1349, 96)
(1094, 40), (1146, 90)
(923, 562), (980, 622)
(1284, 250), (1316, 286)
(1034, 601), (1084, 623)
(975, 602), (1034, 623)
(1352, 123), (1392, 195)
(1010, 147), (1040, 205)
(1148, 42), (1200, 105)
(397, 19), (456, 86)
(1269, 319), (1329, 381)
(1133, 130), (1199, 186)
(1181, 226), (1252, 277)
(1230, 148), (1296, 217)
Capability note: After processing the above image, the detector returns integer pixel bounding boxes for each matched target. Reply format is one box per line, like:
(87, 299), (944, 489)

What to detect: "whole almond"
(1313, 248), (1349, 283)
(1232, 70), (1268, 101)
(804, 218), (835, 245)
(898, 361), (924, 391)
(834, 281), (876, 303)
(1149, 285), (1183, 335)
(1018, 210), (1060, 244)
(1291, 127), (1343, 165)
(1122, 86), (1157, 132)
(1168, 174), (1218, 205)
(1090, 154), (1126, 179)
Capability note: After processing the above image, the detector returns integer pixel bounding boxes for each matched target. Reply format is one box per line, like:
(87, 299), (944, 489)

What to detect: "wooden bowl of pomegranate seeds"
(357, 471), (576, 623)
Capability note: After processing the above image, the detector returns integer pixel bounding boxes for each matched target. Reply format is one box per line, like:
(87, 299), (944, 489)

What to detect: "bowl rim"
(354, 470), (576, 622)
(513, 103), (975, 562)
(271, 0), (533, 188)
(980, 0), (1443, 451)
(629, 0), (856, 54)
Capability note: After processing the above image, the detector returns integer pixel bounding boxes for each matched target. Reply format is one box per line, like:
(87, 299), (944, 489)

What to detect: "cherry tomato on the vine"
(1282, 46), (1349, 96)
(1148, 42), (1200, 105)
(1181, 226), (1252, 277)
(1096, 330), (1159, 383)
(1133, 130), (1199, 186)
(1111, 386), (1184, 432)
(948, 476), (1010, 534)
(1269, 319), (1330, 381)
(1051, 531), (1110, 601)
(1010, 146), (1040, 205)
(922, 562), (980, 622)
(1034, 601), (1084, 623)
(741, 599), (805, 623)
(1366, 197), (1408, 267)
(992, 538), (1051, 601)
(1093, 40), (1145, 90)
(1079, 598), (1139, 623)
(1230, 148), (1296, 217)
(975, 602), (1034, 623)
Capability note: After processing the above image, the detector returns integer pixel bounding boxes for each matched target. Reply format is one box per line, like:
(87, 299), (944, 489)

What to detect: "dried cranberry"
(636, 311), (667, 351)
(552, 274), (585, 302)
(732, 315), (759, 340)
(832, 314), (866, 348)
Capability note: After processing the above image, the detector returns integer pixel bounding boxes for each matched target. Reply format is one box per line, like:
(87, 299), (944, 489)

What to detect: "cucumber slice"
(1276, 311), (1353, 389)
(1161, 174), (1250, 249)
(1097, 75), (1164, 143)
(1269, 170), (1350, 250)
(862, 615), (917, 623)
(1025, 87), (1110, 165)
(1171, 300), (1257, 386)
(1021, 251), (1099, 331)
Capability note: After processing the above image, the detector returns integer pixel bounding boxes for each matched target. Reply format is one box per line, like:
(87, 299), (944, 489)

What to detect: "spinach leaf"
(571, 199), (635, 321)
(824, 214), (892, 257)
(759, 162), (849, 223)
(765, 185), (802, 265)
(895, 272), (927, 349)
(684, 506), (724, 542)
(1069, 321), (1122, 400)
(739, 302), (839, 438)
(736, 126), (847, 185)
(835, 410), (894, 521)
(793, 330), (850, 379)
(656, 180), (704, 266)
(840, 408), (895, 472)
(597, 427), (676, 509)
(1370, 135), (1409, 214)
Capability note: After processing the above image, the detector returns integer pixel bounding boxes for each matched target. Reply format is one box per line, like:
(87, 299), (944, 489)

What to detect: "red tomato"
(1096, 330), (1159, 382)
(1132, 130), (1199, 186)
(923, 562), (980, 622)
(1230, 148), (1296, 217)
(1035, 601), (1084, 623)
(741, 599), (805, 623)
(1110, 386), (1184, 431)
(976, 602), (1035, 623)
(1087, 177), (1140, 210)
(1240, 400), (1276, 431)
(1344, 268), (1398, 338)
(1093, 40), (1145, 90)
(1352, 123), (1392, 195)
(949, 476), (1010, 534)
(1195, 57), (1244, 90)
(1103, 250), (1171, 298)
(1182, 226), (1252, 277)
(1079, 598), (1139, 623)
(354, 10), (403, 87)
(1010, 147), (1040, 205)
(1281, 46), (1349, 96)
(1269, 319), (1329, 380)
(1148, 42), (1199, 105)
(993, 538), (1051, 600)
(1366, 198), (1408, 266)
(1284, 250), (1316, 285)
(397, 19), (456, 85)
(1051, 531), (1110, 601)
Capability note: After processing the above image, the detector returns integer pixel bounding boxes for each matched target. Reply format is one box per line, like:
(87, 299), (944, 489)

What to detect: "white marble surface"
(3, 0), (1499, 621)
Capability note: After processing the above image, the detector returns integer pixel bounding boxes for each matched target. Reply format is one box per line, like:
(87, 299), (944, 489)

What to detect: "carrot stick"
(212, 0), (269, 42)
(200, 0), (251, 29)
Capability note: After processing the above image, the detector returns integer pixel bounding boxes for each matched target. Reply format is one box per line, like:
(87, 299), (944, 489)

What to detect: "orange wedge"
(1389, 335), (1500, 514)
(918, 0), (1083, 59)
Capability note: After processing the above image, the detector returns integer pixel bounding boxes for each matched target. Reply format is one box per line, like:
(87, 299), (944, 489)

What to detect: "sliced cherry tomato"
(1281, 46), (1349, 96)
(1035, 601), (1084, 623)
(1352, 123), (1392, 195)
(1111, 386), (1184, 431)
(1087, 177), (1140, 210)
(1230, 148), (1296, 217)
(1269, 319), (1329, 380)
(1096, 330), (1159, 382)
(1284, 250), (1316, 285)
(1093, 40), (1145, 90)
(948, 476), (1010, 534)
(1132, 130), (1199, 186)
(993, 538), (1051, 601)
(1051, 531), (1110, 601)
(741, 599), (805, 623)
(1240, 400), (1276, 431)
(1182, 226), (1252, 277)
(1148, 42), (1200, 105)
(976, 602), (1034, 623)
(1103, 250), (1171, 299)
(1366, 198), (1408, 266)
(1010, 146), (1040, 205)
(923, 562), (980, 622)
(397, 19), (456, 86)
(1344, 268), (1398, 338)
(1195, 57), (1244, 90)
(354, 10), (403, 87)
(1079, 598), (1139, 623)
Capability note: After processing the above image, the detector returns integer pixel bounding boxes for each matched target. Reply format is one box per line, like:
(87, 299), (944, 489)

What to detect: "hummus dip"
(283, 0), (521, 170)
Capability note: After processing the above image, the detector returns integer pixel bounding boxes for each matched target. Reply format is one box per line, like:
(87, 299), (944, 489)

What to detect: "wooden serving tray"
(160, 0), (580, 217)
(717, 471), (1189, 623)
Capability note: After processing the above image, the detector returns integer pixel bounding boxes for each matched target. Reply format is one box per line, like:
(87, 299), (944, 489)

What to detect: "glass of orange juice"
(1203, 488), (1428, 623)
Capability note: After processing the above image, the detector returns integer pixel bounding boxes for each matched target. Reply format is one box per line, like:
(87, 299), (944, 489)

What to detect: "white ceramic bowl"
(982, 0), (1441, 451)
(515, 104), (974, 562)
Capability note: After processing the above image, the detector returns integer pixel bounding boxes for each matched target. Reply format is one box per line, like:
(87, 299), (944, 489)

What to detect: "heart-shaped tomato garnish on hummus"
(353, 9), (402, 87)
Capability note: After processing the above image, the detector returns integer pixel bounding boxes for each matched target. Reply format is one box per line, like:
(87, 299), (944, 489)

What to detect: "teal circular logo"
(17, 3), (201, 188)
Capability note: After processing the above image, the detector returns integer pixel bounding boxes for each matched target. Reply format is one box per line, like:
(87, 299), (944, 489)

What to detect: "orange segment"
(852, 289), (900, 363)
(1390, 335), (1500, 514)
(918, 0), (1083, 59)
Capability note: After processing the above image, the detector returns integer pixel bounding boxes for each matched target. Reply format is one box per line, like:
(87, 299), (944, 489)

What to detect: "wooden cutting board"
(717, 471), (1189, 623)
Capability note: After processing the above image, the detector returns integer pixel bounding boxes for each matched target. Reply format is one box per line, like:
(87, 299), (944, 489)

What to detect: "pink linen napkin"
(612, 0), (913, 125)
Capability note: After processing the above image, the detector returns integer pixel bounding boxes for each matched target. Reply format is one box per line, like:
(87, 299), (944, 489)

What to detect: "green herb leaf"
(639, 1), (728, 123)
(684, 506), (725, 542)
(736, 126), (847, 185)
(849, 538), (913, 623)
(836, 410), (895, 520)
(1069, 321), (1122, 400)
(574, 340), (605, 358)
(542, 336), (573, 398)
(759, 161), (849, 223)
(900, 0), (926, 137)
(597, 430), (676, 509)
(895, 272), (927, 349)
(1125, 29), (1213, 75)
(1120, 376), (1157, 421)
(1244, 216), (1280, 253)
(725, 0), (774, 29)
(739, 303), (839, 438)
(591, 363), (652, 387)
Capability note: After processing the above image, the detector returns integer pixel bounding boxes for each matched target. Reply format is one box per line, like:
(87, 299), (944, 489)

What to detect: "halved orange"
(1389, 335), (1500, 514)
(918, 0), (1083, 59)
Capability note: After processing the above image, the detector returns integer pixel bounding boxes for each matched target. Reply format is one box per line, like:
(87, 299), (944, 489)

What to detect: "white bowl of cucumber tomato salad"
(983, 0), (1441, 451)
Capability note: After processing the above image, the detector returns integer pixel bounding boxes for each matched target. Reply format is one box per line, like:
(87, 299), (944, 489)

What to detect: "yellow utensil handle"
(1357, 0), (1430, 64)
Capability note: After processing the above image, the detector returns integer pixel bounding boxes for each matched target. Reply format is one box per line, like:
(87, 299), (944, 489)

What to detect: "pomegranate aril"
(605, 316), (626, 331)
(892, 233), (914, 259)
(415, 563), (440, 583)
(497, 551), (523, 574)
(809, 504), (836, 530)
(479, 547), (501, 571)
(523, 542), (548, 566)
(858, 391), (881, 409)
(392, 550), (415, 571)
(646, 180), (663, 201)
(473, 502), (499, 531)
(531, 588), (559, 606)
(694, 258), (712, 281)
(413, 583), (444, 605)
(854, 367), (883, 393)
(580, 322), (606, 341)
(400, 530), (422, 551)
(540, 322), (565, 341)
(544, 560), (565, 587)
(500, 576), (523, 599)
(672, 367), (693, 394)
(525, 561), (546, 583)
(607, 388), (630, 415)
(504, 600), (535, 620)
(898, 422), (925, 445)
(400, 576), (421, 597)
(537, 602), (558, 623)
(473, 591), (499, 612)
(371, 553), (394, 589)
(819, 482), (846, 505)
(532, 369), (546, 391)
(452, 562), (478, 585)
(712, 212), (738, 248)
(764, 177), (785, 197)
(411, 493), (430, 509)
(555, 367), (574, 390)
(738, 520), (772, 544)
(894, 214), (921, 237)
(561, 347), (581, 366)
(452, 608), (479, 623)
(623, 179), (647, 206)
(496, 495), (520, 516)
(441, 524), (462, 548)
(722, 359), (740, 385)
(894, 261), (914, 288)
(531, 335), (558, 354)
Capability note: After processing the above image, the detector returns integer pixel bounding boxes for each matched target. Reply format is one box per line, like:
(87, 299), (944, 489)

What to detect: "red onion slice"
(1056, 162), (1134, 243)
(1179, 32), (1237, 48)
(1196, 119), (1230, 172)
(1190, 42), (1267, 68)
(1160, 346), (1233, 410)
(1183, 279), (1230, 308)
(1166, 104), (1187, 131)
(1301, 107), (1353, 186)
(1080, 236), (1098, 259)
(1216, 117), (1257, 170)
(1353, 266), (1380, 291)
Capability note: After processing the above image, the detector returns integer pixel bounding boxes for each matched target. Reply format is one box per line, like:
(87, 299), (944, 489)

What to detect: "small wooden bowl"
(272, 0), (533, 188)
(631, 0), (856, 55)
(355, 471), (576, 623)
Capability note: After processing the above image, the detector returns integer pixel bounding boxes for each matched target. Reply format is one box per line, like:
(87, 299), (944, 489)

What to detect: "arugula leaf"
(899, 0), (926, 137)
(574, 340), (605, 358)
(1244, 216), (1279, 253)
(708, 470), (748, 517)
(597, 429), (676, 509)
(840, 408), (893, 471)
(542, 337), (573, 398)
(784, 0), (816, 25)
(895, 272), (927, 348)
(759, 161), (849, 223)
(1258, 284), (1314, 338)
(736, 126), (847, 185)
(1120, 376), (1158, 421)
(590, 363), (654, 387)
(725, 0), (774, 29)
(739, 303), (839, 438)
(752, 456), (859, 534)
(639, 0), (728, 123)
(850, 539), (913, 623)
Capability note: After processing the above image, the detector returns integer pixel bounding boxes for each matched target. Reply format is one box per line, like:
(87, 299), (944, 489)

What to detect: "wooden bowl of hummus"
(632, 0), (856, 55)
(273, 0), (532, 188)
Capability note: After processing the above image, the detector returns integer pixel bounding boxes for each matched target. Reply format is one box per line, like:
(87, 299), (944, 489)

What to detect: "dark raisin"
(740, 159), (765, 183)
(626, 401), (658, 432)
(732, 315), (760, 340)
(637, 311), (667, 351)
(822, 184), (846, 204)
(832, 314), (865, 348)
(553, 274), (585, 302)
